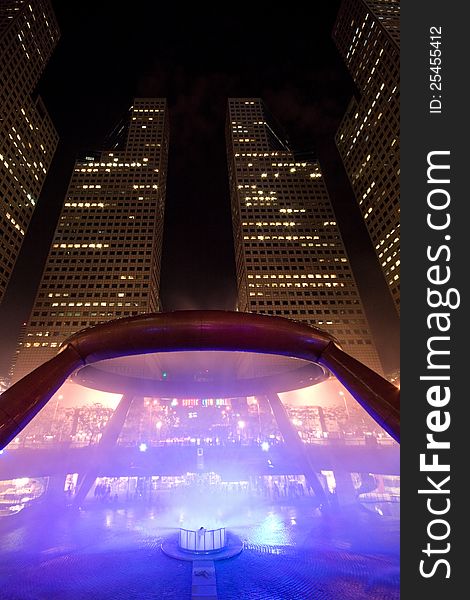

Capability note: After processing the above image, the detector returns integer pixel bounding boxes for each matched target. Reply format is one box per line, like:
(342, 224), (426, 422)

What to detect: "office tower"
(333, 0), (400, 313)
(226, 98), (383, 374)
(12, 98), (169, 381)
(0, 0), (60, 305)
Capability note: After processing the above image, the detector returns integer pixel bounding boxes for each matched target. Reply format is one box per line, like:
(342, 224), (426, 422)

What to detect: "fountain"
(161, 524), (243, 561)
(179, 526), (226, 553)
(0, 310), (400, 592)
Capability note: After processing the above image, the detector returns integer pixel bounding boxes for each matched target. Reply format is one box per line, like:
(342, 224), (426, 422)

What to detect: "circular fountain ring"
(0, 309), (400, 449)
(65, 310), (333, 398)
(72, 349), (329, 398)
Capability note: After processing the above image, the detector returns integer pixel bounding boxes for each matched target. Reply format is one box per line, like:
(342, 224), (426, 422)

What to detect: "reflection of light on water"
(359, 501), (399, 518)
(286, 508), (298, 527)
(254, 512), (289, 546)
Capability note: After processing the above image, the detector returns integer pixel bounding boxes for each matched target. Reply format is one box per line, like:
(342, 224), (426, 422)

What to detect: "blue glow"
(0, 488), (399, 598)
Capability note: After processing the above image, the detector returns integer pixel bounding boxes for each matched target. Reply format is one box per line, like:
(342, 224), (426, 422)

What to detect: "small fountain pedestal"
(162, 526), (243, 561)
(179, 527), (226, 553)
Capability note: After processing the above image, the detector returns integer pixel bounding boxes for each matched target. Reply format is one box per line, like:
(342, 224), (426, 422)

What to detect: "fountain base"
(179, 527), (226, 553)
(162, 529), (243, 561)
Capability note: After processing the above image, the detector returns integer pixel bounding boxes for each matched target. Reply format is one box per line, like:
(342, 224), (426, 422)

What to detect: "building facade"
(226, 98), (383, 374)
(0, 0), (60, 305)
(12, 98), (169, 381)
(333, 0), (400, 313)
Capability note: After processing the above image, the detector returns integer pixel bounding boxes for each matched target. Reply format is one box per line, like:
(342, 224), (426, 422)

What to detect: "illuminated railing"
(179, 527), (226, 553)
(6, 436), (396, 450)
(358, 492), (400, 503)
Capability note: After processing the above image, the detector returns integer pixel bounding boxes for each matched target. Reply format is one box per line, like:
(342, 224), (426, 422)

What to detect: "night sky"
(0, 2), (400, 377)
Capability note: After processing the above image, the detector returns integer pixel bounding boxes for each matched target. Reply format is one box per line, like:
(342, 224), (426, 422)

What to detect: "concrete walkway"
(191, 560), (218, 600)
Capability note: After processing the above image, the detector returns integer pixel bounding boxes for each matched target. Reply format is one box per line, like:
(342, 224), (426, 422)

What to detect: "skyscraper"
(333, 0), (400, 313)
(226, 98), (383, 374)
(12, 98), (169, 381)
(0, 0), (60, 305)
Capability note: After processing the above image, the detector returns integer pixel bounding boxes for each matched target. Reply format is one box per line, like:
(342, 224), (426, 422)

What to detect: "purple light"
(139, 443), (148, 452)
(261, 442), (270, 452)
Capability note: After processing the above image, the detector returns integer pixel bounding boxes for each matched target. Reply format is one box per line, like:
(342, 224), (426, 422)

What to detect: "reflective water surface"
(0, 494), (399, 600)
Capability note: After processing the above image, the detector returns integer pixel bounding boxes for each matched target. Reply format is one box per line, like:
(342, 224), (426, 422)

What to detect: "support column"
(265, 392), (326, 503)
(73, 394), (134, 506)
(0, 345), (83, 449)
(45, 473), (68, 504)
(332, 470), (357, 506)
(317, 342), (400, 442)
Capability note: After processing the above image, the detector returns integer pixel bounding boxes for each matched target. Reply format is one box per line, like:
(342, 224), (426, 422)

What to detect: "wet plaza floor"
(0, 498), (399, 599)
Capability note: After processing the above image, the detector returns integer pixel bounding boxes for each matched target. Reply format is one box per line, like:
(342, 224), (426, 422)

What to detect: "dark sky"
(0, 2), (399, 377)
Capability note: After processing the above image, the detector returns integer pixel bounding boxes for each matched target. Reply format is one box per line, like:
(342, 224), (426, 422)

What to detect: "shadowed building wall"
(0, 0), (60, 305)
(333, 0), (400, 313)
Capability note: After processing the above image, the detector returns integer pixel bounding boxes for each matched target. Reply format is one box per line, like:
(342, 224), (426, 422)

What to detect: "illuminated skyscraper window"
(12, 99), (169, 381)
(226, 98), (383, 374)
(0, 0), (60, 305)
(333, 0), (400, 313)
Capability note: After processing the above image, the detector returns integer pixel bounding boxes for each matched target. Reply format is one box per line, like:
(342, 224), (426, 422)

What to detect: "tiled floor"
(0, 499), (399, 599)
